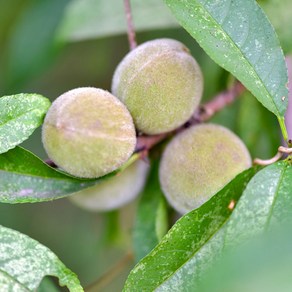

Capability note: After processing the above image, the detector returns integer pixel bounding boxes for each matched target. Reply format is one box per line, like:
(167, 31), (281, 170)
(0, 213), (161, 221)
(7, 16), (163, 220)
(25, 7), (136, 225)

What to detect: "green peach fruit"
(112, 38), (203, 135)
(159, 124), (252, 214)
(69, 160), (149, 211)
(42, 87), (136, 178)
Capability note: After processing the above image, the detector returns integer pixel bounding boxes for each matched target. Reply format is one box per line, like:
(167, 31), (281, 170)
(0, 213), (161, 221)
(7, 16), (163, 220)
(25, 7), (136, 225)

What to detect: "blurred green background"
(0, 0), (287, 290)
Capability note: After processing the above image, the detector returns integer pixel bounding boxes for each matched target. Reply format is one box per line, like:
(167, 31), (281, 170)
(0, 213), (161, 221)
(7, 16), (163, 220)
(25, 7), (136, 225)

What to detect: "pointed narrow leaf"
(225, 160), (292, 246)
(165, 0), (288, 117)
(0, 94), (51, 154)
(155, 198), (168, 242)
(285, 56), (292, 139)
(133, 160), (168, 262)
(0, 147), (105, 203)
(154, 161), (292, 291)
(124, 167), (259, 291)
(0, 225), (83, 291)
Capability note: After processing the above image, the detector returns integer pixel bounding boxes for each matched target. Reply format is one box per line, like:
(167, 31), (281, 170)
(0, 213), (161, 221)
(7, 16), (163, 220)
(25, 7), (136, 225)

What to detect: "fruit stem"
(124, 0), (137, 50)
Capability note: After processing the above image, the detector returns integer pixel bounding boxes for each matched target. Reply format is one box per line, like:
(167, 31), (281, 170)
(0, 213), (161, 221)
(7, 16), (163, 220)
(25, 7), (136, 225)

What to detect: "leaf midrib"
(153, 212), (232, 291)
(128, 170), (255, 291)
(0, 106), (44, 128)
(170, 0), (282, 117)
(0, 268), (29, 291)
(0, 169), (85, 183)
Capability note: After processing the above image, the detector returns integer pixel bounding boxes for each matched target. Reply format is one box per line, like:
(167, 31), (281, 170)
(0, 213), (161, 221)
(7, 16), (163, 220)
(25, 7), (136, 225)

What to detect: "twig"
(124, 0), (137, 50)
(85, 251), (134, 292)
(253, 152), (283, 166)
(278, 146), (292, 154)
(254, 146), (292, 166)
(192, 81), (245, 123)
(135, 133), (168, 152)
(135, 81), (245, 153)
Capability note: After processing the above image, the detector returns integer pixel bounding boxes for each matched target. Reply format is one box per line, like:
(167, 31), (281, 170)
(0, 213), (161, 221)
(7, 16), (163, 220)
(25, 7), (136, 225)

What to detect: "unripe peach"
(42, 87), (136, 178)
(112, 38), (203, 135)
(159, 124), (252, 214)
(69, 160), (149, 211)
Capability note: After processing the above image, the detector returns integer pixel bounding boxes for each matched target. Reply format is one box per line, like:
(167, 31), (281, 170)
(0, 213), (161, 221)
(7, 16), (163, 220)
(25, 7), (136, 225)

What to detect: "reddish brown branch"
(135, 134), (168, 152)
(192, 81), (245, 123)
(135, 81), (245, 153)
(124, 0), (137, 50)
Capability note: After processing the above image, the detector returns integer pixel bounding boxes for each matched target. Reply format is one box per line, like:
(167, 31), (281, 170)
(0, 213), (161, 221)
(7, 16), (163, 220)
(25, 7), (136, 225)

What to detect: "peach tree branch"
(124, 0), (137, 50)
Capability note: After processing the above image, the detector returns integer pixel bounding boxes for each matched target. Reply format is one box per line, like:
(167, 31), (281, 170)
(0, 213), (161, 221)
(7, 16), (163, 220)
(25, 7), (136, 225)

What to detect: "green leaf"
(224, 160), (292, 246)
(152, 161), (292, 291)
(165, 0), (288, 118)
(155, 198), (168, 242)
(285, 56), (292, 140)
(133, 160), (168, 262)
(0, 225), (83, 291)
(0, 94), (50, 154)
(124, 167), (259, 291)
(0, 147), (103, 203)
(57, 0), (177, 42)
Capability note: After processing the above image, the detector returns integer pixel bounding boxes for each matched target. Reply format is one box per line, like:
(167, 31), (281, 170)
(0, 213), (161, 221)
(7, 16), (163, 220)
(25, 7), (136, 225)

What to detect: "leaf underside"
(0, 94), (50, 154)
(0, 147), (107, 203)
(0, 225), (83, 291)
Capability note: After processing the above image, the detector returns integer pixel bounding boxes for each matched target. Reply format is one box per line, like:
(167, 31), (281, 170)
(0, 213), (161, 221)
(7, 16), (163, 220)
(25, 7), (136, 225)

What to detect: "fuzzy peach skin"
(69, 160), (149, 211)
(112, 38), (203, 135)
(42, 87), (136, 178)
(159, 124), (252, 214)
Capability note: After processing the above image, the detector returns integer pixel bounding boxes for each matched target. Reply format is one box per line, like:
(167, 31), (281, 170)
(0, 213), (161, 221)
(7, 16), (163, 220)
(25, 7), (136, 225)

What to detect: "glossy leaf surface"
(165, 0), (288, 117)
(124, 167), (258, 291)
(0, 147), (102, 203)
